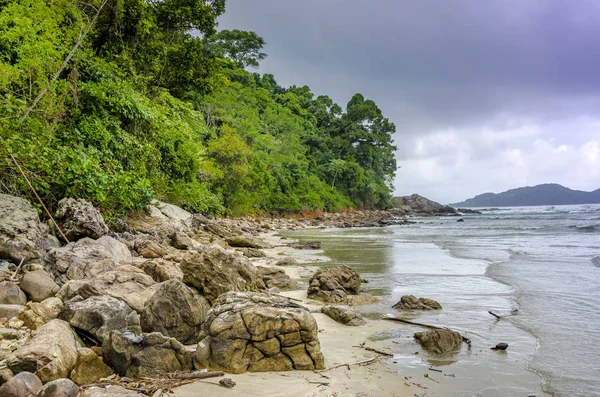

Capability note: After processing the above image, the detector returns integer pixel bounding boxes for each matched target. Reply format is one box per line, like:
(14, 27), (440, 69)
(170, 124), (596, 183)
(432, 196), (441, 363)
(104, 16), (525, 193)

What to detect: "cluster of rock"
(392, 295), (442, 310)
(0, 194), (328, 395)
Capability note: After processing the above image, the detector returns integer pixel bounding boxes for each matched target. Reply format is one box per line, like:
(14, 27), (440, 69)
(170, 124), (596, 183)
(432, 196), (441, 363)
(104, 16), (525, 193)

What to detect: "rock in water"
(321, 305), (366, 326)
(194, 291), (324, 373)
(102, 331), (192, 378)
(414, 329), (463, 354)
(54, 198), (109, 241)
(37, 378), (79, 397)
(140, 280), (208, 344)
(392, 295), (442, 310)
(0, 371), (42, 397)
(8, 319), (78, 382)
(307, 265), (362, 304)
(0, 194), (45, 264)
(492, 342), (509, 351)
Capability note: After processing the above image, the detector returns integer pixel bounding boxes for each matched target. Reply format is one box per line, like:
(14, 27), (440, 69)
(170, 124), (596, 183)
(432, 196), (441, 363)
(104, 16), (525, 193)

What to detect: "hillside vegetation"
(0, 0), (397, 217)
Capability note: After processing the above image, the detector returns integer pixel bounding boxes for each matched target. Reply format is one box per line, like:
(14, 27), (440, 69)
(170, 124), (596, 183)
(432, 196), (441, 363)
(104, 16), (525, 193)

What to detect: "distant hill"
(451, 184), (600, 207)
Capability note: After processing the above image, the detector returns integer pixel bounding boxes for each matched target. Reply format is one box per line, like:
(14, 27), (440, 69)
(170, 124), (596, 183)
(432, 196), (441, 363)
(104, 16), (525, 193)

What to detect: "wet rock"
(60, 295), (141, 345)
(491, 342), (509, 351)
(0, 304), (24, 320)
(37, 378), (79, 397)
(141, 280), (208, 344)
(0, 194), (45, 264)
(0, 281), (27, 305)
(414, 329), (462, 354)
(8, 319), (78, 382)
(134, 240), (167, 259)
(180, 246), (266, 304)
(54, 198), (109, 241)
(18, 302), (58, 330)
(307, 265), (362, 304)
(226, 235), (272, 249)
(137, 259), (183, 283)
(0, 371), (42, 396)
(275, 257), (298, 266)
(290, 241), (321, 250)
(256, 267), (298, 291)
(194, 291), (324, 373)
(321, 305), (366, 326)
(70, 347), (114, 385)
(44, 236), (131, 285)
(102, 331), (192, 378)
(81, 385), (146, 397)
(392, 295), (442, 310)
(19, 270), (59, 302)
(236, 248), (267, 258)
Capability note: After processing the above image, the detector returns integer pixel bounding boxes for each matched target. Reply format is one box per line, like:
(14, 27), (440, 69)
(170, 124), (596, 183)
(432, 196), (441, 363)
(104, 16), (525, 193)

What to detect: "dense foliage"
(0, 0), (397, 216)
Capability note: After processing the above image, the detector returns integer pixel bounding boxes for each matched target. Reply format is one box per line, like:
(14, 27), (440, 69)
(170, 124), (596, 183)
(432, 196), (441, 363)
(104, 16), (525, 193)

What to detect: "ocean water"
(286, 204), (600, 397)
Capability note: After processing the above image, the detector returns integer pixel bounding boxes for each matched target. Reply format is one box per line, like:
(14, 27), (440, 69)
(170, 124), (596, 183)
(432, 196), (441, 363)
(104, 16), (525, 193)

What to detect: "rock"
(126, 201), (193, 236)
(0, 194), (45, 264)
(18, 302), (58, 330)
(102, 331), (192, 378)
(236, 248), (267, 258)
(140, 280), (208, 344)
(0, 371), (42, 396)
(194, 292), (324, 373)
(134, 240), (167, 259)
(0, 327), (22, 340)
(414, 329), (463, 354)
(392, 295), (442, 310)
(290, 241), (321, 250)
(0, 281), (27, 305)
(81, 385), (146, 397)
(41, 297), (63, 314)
(19, 270), (59, 302)
(44, 236), (131, 285)
(170, 232), (199, 250)
(54, 198), (109, 241)
(69, 347), (114, 385)
(180, 246), (266, 304)
(0, 304), (24, 320)
(492, 342), (509, 351)
(307, 265), (362, 304)
(8, 319), (78, 382)
(220, 378), (236, 388)
(394, 194), (457, 216)
(37, 378), (79, 397)
(60, 295), (141, 345)
(321, 305), (366, 326)
(137, 259), (183, 283)
(57, 265), (158, 313)
(0, 367), (14, 384)
(275, 257), (298, 266)
(226, 235), (272, 249)
(256, 267), (298, 291)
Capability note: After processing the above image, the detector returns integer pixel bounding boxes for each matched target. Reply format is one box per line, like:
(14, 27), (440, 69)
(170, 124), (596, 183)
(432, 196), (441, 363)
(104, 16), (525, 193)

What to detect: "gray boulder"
(170, 232), (199, 250)
(0, 194), (45, 264)
(392, 295), (442, 310)
(414, 329), (463, 354)
(37, 378), (79, 397)
(194, 292), (324, 374)
(19, 270), (59, 302)
(60, 295), (141, 344)
(0, 304), (24, 320)
(0, 371), (42, 397)
(102, 331), (192, 378)
(8, 319), (78, 382)
(44, 236), (131, 285)
(140, 280), (208, 344)
(321, 305), (366, 326)
(0, 281), (27, 305)
(54, 198), (109, 241)
(180, 246), (266, 304)
(236, 248), (267, 258)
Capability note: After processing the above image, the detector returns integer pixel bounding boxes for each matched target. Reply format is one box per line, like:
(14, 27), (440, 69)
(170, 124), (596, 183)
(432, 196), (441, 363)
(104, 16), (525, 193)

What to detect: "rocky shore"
(0, 193), (473, 396)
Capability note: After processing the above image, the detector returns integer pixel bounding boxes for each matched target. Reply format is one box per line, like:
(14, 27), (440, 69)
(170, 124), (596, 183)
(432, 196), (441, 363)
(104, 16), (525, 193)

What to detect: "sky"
(217, 0), (600, 204)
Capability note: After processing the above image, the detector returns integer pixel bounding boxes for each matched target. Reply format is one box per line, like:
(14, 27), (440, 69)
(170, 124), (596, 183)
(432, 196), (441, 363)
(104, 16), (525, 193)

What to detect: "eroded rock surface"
(307, 265), (361, 304)
(69, 347), (114, 385)
(414, 329), (462, 354)
(19, 270), (59, 302)
(194, 292), (324, 373)
(37, 378), (79, 397)
(0, 371), (42, 397)
(0, 194), (45, 264)
(54, 198), (109, 241)
(392, 295), (442, 310)
(257, 267), (298, 291)
(321, 305), (366, 326)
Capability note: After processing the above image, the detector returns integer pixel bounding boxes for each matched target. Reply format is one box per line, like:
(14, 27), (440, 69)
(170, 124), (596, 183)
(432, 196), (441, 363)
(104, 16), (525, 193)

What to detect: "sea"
(285, 204), (600, 397)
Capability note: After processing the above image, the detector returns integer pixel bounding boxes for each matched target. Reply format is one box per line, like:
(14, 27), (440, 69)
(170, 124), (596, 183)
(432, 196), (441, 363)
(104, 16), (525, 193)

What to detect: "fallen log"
(383, 315), (471, 344)
(171, 371), (224, 380)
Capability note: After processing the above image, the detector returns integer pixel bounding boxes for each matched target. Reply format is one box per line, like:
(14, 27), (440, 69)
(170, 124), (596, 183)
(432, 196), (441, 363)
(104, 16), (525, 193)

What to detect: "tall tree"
(203, 29), (267, 68)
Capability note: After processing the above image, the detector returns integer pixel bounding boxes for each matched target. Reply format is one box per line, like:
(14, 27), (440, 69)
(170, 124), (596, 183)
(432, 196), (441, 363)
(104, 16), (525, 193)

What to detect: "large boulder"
(133, 240), (167, 259)
(180, 246), (266, 304)
(54, 198), (109, 241)
(0, 281), (27, 305)
(44, 236), (131, 285)
(57, 265), (158, 312)
(102, 331), (192, 378)
(37, 378), (79, 397)
(307, 265), (361, 304)
(69, 347), (114, 385)
(0, 371), (42, 396)
(257, 267), (299, 291)
(7, 319), (78, 382)
(140, 280), (208, 344)
(136, 259), (183, 283)
(19, 270), (59, 302)
(126, 201), (193, 236)
(236, 248), (267, 258)
(18, 301), (59, 330)
(0, 304), (25, 320)
(414, 329), (463, 354)
(321, 305), (366, 326)
(392, 295), (442, 310)
(226, 235), (272, 249)
(0, 194), (45, 264)
(194, 292), (324, 374)
(60, 295), (141, 345)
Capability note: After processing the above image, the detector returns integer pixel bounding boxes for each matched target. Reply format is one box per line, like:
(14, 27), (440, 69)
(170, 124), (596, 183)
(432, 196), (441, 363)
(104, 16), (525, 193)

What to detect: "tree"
(203, 29), (267, 68)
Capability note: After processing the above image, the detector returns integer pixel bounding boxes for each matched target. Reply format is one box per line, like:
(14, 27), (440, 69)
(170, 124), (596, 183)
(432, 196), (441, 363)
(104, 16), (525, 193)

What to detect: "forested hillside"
(0, 0), (397, 217)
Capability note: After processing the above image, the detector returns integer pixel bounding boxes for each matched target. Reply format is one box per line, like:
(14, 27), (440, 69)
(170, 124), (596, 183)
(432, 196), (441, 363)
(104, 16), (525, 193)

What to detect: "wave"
(568, 225), (600, 232)
(593, 257), (600, 267)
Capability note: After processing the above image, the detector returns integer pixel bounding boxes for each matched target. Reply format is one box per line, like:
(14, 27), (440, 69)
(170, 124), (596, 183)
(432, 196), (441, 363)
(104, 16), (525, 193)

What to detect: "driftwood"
(384, 315), (471, 344)
(318, 357), (378, 372)
(172, 371), (224, 380)
(488, 311), (502, 319)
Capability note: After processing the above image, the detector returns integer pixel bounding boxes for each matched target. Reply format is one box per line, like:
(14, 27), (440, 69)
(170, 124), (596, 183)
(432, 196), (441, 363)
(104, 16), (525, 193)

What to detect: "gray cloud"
(218, 0), (600, 203)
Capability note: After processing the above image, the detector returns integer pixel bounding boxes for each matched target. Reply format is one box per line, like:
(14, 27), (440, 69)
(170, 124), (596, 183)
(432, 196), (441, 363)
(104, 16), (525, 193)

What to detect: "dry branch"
(384, 315), (471, 344)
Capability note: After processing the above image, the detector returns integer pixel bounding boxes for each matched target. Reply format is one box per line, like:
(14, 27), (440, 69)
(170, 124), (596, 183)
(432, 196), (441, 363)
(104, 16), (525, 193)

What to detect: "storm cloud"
(218, 0), (600, 203)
